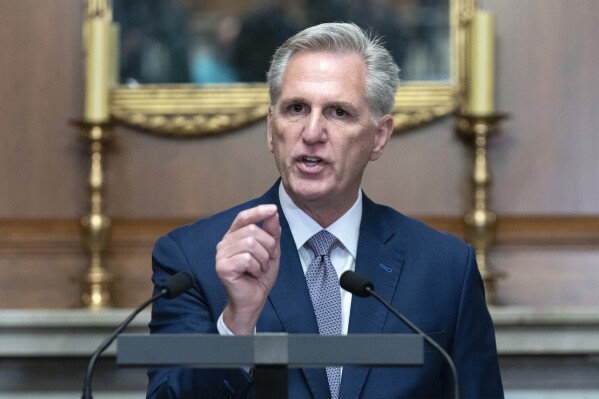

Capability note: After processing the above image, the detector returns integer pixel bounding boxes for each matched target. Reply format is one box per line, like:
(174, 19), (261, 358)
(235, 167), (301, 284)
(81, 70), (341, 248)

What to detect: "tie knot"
(306, 230), (339, 257)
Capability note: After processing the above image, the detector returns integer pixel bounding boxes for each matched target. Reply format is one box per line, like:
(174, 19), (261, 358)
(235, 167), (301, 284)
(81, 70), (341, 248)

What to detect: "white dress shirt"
(217, 182), (363, 336)
(278, 183), (361, 335)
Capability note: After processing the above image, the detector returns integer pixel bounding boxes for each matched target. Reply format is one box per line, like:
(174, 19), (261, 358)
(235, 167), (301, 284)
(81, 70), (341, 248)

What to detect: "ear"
(267, 106), (274, 153)
(370, 114), (394, 161)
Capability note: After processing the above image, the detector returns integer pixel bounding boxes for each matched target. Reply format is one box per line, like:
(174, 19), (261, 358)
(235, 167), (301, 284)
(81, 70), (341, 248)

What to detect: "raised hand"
(215, 204), (281, 335)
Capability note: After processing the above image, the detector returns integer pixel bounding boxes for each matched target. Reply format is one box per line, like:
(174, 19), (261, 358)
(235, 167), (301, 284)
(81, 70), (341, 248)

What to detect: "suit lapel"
(262, 184), (331, 398)
(259, 185), (406, 399)
(340, 195), (406, 399)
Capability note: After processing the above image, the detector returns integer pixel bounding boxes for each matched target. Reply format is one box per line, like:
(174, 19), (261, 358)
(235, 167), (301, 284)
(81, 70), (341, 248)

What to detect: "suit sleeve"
(449, 245), (504, 399)
(147, 234), (254, 399)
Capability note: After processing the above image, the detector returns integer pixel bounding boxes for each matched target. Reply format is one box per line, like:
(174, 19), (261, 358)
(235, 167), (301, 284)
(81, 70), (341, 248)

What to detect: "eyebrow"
(279, 98), (358, 113)
(329, 101), (356, 112)
(278, 97), (306, 108)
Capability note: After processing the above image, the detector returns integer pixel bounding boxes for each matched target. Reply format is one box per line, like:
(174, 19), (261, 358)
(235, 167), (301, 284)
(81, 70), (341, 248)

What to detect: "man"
(148, 23), (503, 398)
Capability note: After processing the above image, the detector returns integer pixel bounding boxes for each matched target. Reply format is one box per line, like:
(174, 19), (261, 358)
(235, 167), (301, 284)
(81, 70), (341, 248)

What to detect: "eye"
(291, 103), (304, 113)
(334, 108), (346, 117)
(328, 106), (351, 119)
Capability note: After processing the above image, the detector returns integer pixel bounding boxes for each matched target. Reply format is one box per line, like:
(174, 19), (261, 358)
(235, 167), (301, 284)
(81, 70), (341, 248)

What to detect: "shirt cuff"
(217, 312), (257, 336)
(217, 312), (235, 336)
(217, 312), (254, 374)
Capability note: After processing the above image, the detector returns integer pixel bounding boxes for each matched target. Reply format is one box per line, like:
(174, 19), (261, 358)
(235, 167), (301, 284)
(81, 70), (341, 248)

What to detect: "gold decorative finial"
(457, 113), (507, 305)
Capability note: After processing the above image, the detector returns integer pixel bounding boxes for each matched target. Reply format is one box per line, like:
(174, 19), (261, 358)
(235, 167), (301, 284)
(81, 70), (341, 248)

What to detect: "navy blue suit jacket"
(147, 182), (503, 398)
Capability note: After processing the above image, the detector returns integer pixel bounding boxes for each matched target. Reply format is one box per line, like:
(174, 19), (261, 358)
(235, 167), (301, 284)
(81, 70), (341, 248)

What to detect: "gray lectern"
(118, 333), (423, 398)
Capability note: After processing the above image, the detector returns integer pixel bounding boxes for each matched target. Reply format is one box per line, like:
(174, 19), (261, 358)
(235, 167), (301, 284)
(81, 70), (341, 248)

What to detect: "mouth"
(295, 155), (327, 174)
(301, 156), (322, 167)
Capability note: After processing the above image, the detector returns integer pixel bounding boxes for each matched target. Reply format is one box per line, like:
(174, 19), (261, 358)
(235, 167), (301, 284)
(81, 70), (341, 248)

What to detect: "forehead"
(279, 51), (368, 103)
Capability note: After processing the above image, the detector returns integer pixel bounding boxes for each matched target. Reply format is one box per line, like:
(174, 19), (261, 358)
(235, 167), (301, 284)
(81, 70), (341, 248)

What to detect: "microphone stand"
(366, 288), (460, 399)
(340, 270), (459, 399)
(82, 271), (192, 399)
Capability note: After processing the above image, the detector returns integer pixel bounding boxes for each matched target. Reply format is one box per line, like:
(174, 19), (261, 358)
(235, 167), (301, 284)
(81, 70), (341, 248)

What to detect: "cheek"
(345, 132), (375, 155)
(269, 131), (292, 166)
(340, 137), (376, 170)
(271, 122), (298, 150)
(270, 130), (285, 151)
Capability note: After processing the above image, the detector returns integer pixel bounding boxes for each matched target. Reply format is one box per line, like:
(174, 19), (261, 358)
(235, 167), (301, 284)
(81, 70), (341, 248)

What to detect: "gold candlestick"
(457, 113), (507, 305)
(72, 120), (116, 308)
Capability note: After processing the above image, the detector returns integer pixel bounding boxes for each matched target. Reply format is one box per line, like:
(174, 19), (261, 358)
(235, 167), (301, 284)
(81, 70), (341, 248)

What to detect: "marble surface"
(491, 306), (599, 354)
(0, 309), (149, 356)
(1, 307), (599, 398)
(2, 306), (599, 356)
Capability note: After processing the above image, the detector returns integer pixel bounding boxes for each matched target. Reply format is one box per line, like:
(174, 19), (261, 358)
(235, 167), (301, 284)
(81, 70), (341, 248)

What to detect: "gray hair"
(266, 22), (400, 124)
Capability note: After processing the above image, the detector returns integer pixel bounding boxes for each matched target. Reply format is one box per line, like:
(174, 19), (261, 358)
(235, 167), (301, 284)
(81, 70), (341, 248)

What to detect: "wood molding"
(422, 216), (599, 247)
(1, 216), (597, 309)
(1, 216), (598, 250)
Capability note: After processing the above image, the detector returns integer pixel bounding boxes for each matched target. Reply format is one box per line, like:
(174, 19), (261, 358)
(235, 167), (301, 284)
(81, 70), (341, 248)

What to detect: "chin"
(286, 179), (332, 203)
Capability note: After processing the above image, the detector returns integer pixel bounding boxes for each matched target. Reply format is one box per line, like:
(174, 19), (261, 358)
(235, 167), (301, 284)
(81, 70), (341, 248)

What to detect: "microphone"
(340, 270), (459, 399)
(81, 271), (193, 399)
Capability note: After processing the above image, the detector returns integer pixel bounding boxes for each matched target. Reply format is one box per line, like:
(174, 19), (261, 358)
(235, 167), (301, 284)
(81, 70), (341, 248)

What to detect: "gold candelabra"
(73, 120), (116, 308)
(70, 0), (117, 308)
(456, 113), (507, 305)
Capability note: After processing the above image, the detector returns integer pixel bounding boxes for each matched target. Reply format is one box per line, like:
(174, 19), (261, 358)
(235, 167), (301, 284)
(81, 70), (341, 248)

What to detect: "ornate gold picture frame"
(108, 0), (475, 137)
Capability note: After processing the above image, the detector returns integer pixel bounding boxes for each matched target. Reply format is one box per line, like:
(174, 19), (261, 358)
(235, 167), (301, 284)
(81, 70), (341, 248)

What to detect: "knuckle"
(242, 253), (254, 268)
(244, 236), (256, 250)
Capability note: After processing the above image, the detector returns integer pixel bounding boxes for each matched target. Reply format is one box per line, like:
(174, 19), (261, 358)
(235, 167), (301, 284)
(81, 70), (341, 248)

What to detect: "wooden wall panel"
(0, 1), (598, 308)
(0, 220), (81, 308)
(101, 0), (599, 217)
(0, 0), (86, 218)
(0, 0), (597, 219)
(480, 0), (599, 214)
(1, 217), (597, 308)
(494, 249), (599, 306)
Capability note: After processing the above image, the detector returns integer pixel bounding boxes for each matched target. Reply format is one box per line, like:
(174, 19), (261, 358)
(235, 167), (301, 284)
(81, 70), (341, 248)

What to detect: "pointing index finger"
(228, 204), (278, 233)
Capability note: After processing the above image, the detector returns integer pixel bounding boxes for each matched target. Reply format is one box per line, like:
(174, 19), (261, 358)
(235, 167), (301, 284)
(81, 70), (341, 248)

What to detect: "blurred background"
(0, 0), (598, 397)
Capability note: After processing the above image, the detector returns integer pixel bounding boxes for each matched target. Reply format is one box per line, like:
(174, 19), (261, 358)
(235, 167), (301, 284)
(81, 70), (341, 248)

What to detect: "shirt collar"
(278, 182), (362, 259)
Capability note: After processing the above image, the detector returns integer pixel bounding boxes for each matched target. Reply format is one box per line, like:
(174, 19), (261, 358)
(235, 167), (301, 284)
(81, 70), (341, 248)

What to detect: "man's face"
(267, 51), (393, 219)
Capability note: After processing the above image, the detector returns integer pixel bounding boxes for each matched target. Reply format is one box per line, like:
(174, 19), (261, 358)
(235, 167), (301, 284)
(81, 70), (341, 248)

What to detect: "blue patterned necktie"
(305, 230), (342, 399)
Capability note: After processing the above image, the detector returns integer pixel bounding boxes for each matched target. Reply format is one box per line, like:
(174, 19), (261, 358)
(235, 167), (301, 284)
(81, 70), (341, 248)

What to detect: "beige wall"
(481, 0), (599, 215)
(0, 0), (86, 218)
(0, 0), (597, 308)
(1, 0), (598, 219)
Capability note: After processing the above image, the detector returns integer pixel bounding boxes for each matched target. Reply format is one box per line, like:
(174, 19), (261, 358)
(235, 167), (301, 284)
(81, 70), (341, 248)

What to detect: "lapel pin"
(378, 263), (393, 273)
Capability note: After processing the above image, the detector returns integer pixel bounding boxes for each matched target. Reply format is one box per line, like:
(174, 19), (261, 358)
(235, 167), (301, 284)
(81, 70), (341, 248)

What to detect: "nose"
(302, 111), (326, 144)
